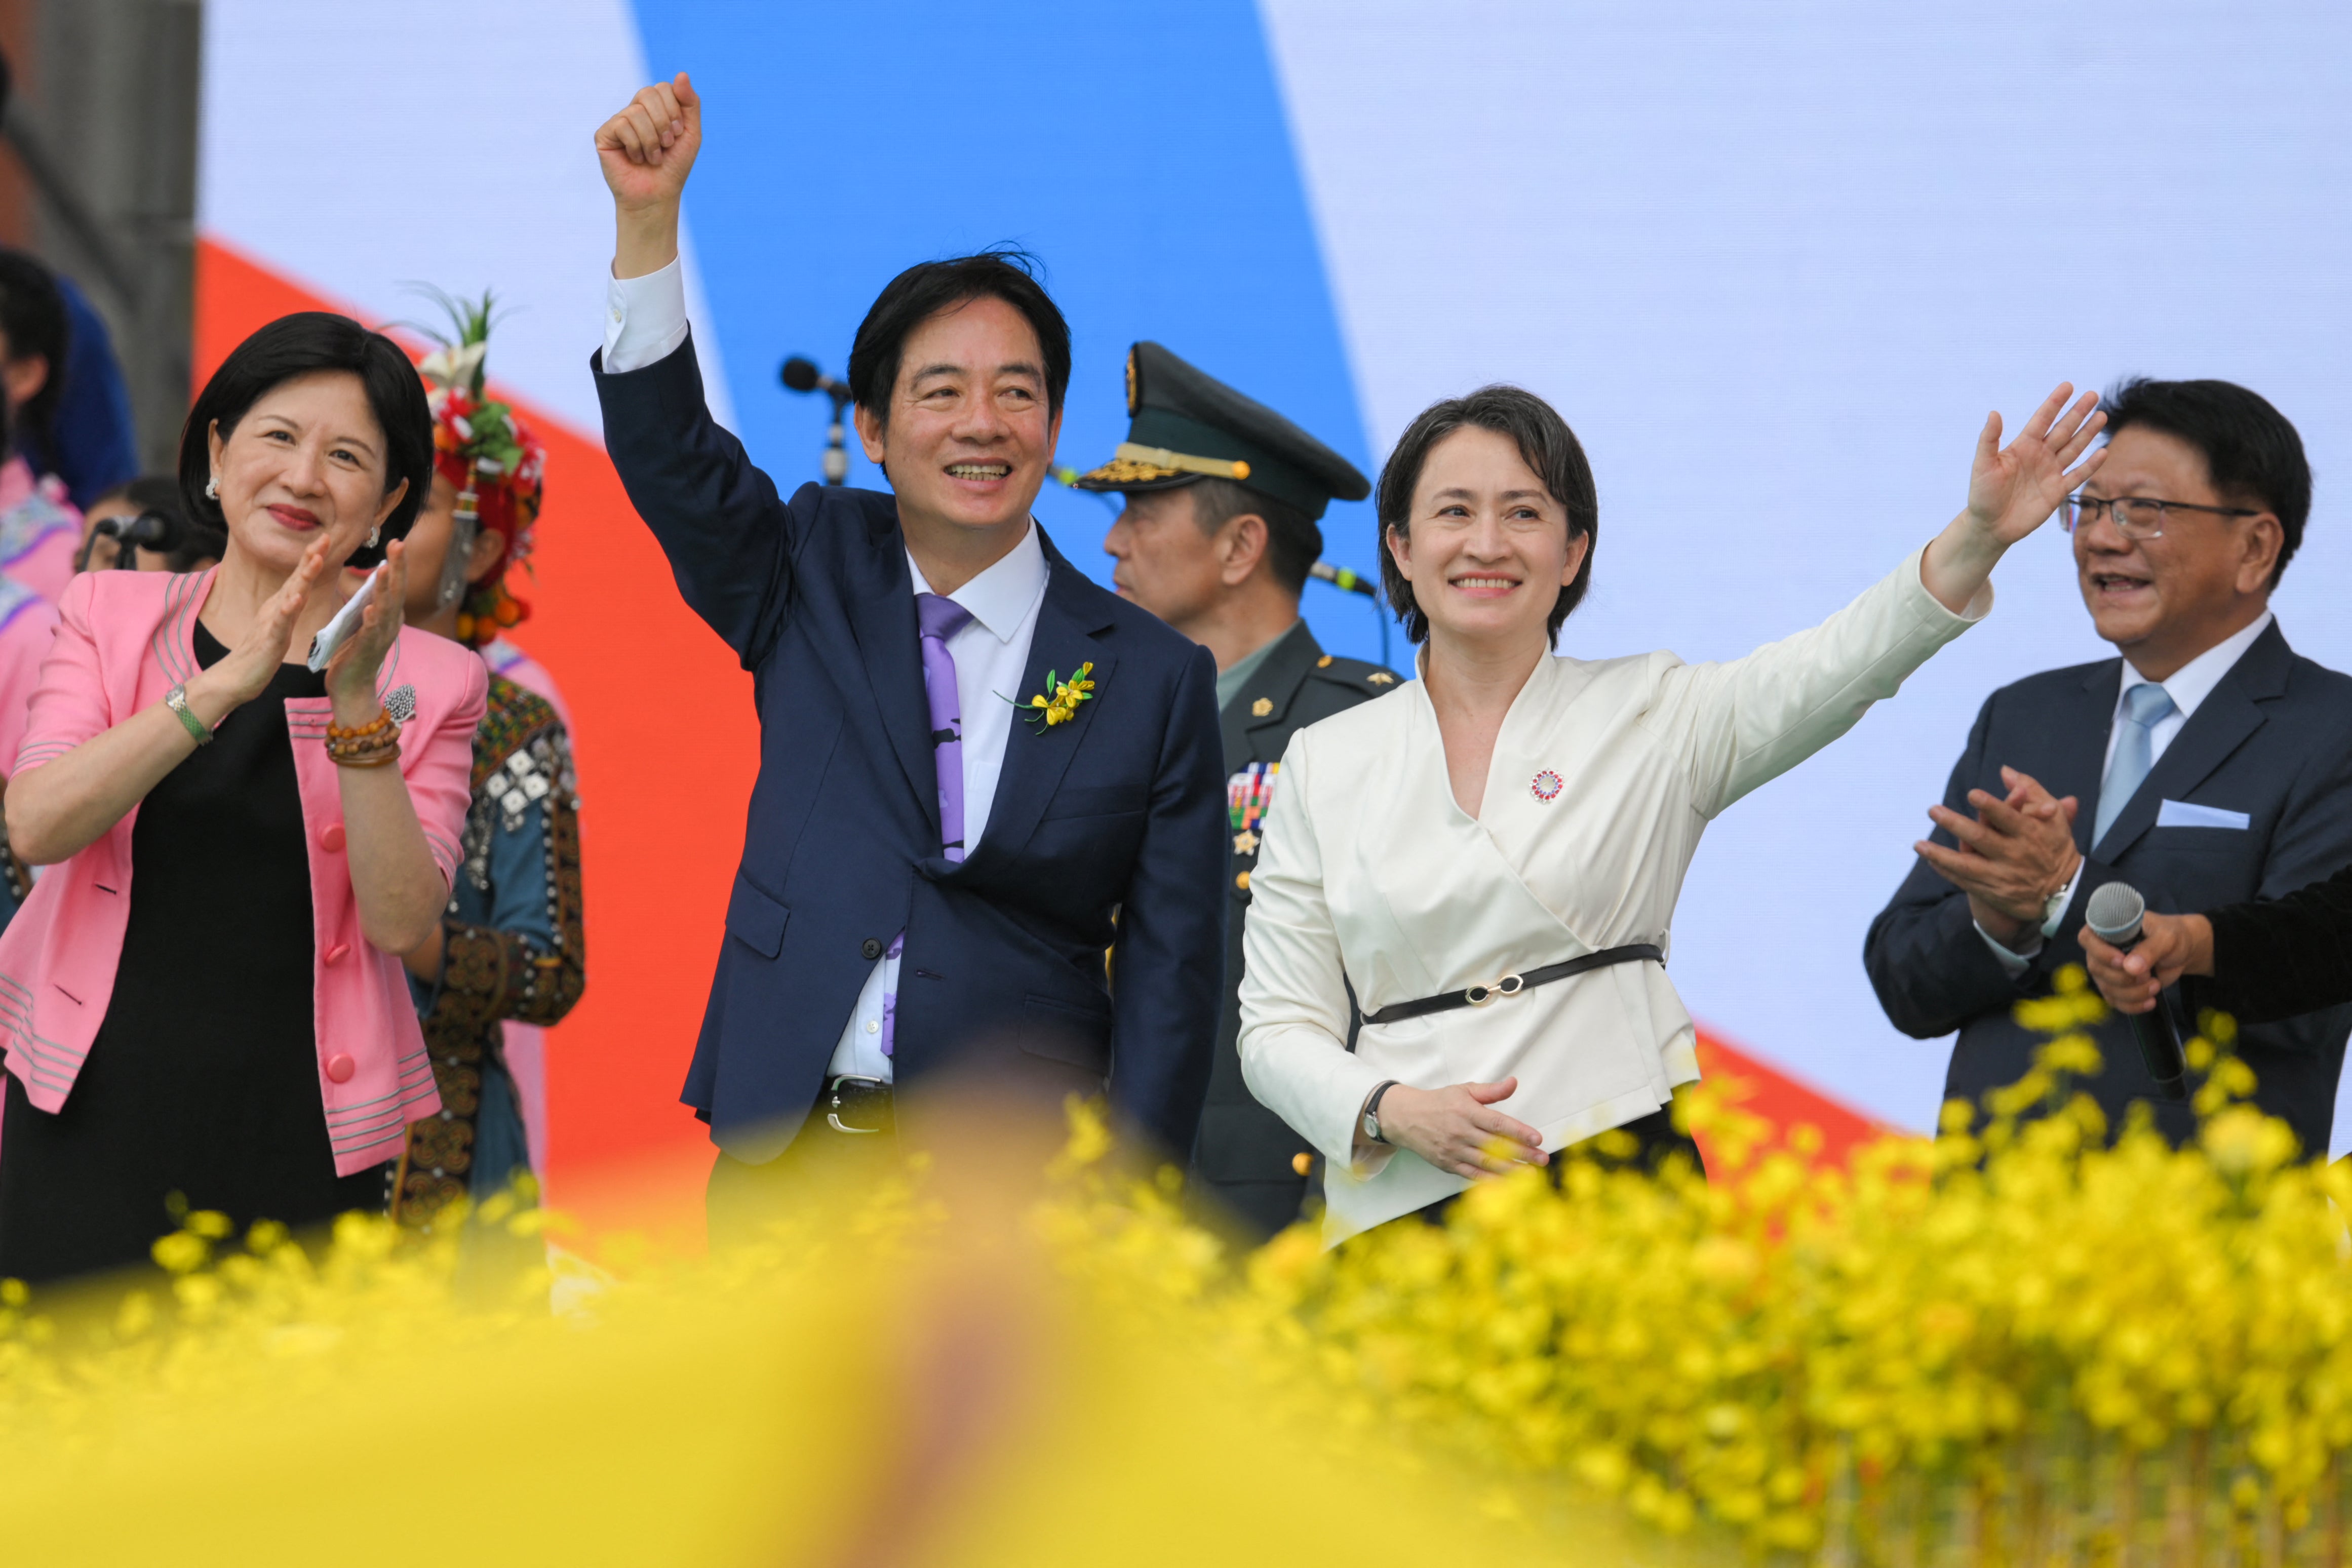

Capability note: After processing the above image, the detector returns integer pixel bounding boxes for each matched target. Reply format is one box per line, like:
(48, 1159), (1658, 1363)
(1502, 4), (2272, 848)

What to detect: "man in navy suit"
(591, 76), (1226, 1216)
(1866, 377), (2352, 1157)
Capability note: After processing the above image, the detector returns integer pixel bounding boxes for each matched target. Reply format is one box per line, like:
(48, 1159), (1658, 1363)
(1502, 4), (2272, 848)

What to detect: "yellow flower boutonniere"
(1014, 662), (1097, 730)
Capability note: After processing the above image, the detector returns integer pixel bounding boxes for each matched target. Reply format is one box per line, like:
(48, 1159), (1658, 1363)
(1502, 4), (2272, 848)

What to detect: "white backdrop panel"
(1262, 0), (2352, 1142)
(198, 0), (733, 434)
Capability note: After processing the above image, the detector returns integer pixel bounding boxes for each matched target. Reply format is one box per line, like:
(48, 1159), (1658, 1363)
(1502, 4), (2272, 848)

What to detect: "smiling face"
(2072, 424), (2282, 679)
(853, 293), (1059, 541)
(207, 370), (407, 579)
(1386, 425), (1587, 658)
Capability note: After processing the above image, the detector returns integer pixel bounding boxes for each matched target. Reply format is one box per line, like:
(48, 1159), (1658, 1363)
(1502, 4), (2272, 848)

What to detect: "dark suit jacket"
(1188, 621), (1397, 1240)
(2200, 862), (2352, 1026)
(1865, 622), (2352, 1157)
(594, 336), (1228, 1163)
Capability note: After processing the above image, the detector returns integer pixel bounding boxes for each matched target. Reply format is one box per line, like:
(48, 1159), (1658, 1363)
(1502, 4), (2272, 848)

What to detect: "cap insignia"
(1124, 348), (1139, 417)
(1115, 442), (1250, 482)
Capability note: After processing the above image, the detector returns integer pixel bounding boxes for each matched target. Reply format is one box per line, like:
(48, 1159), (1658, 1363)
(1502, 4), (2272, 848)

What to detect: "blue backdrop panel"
(632, 0), (1397, 663)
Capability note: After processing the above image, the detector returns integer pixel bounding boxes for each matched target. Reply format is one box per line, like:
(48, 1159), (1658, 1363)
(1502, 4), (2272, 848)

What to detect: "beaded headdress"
(414, 290), (546, 648)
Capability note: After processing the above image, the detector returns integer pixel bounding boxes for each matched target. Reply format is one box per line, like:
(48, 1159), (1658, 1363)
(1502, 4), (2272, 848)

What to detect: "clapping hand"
(1966, 383), (2107, 547)
(198, 534), (332, 710)
(1915, 765), (2083, 947)
(325, 538), (408, 720)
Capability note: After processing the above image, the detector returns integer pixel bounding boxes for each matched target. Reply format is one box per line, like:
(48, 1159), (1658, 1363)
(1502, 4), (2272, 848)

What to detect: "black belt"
(819, 1074), (895, 1136)
(1362, 944), (1664, 1027)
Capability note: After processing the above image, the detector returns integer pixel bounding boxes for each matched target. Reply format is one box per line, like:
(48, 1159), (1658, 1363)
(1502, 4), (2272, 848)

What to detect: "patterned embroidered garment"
(392, 673), (584, 1229)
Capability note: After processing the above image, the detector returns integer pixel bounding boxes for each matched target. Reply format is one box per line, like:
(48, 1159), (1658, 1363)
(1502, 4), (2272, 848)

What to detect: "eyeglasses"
(2060, 493), (2259, 540)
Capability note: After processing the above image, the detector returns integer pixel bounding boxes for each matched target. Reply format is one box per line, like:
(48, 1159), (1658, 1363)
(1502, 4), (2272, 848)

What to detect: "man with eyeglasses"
(1866, 378), (2352, 1156)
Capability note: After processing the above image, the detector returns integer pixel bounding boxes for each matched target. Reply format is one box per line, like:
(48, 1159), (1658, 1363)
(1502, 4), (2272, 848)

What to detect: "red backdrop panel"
(195, 239), (755, 1230)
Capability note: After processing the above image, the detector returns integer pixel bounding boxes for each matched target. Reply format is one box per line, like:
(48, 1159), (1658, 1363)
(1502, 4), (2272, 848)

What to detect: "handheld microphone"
(778, 355), (853, 485)
(2084, 881), (2189, 1101)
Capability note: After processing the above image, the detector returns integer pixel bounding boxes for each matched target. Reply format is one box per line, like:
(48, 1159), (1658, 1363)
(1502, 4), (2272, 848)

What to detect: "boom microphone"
(778, 355), (853, 485)
(2084, 881), (2189, 1102)
(779, 355), (851, 403)
(1309, 561), (1377, 598)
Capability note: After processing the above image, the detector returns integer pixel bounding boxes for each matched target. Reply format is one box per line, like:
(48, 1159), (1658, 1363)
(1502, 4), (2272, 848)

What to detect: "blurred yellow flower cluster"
(1216, 970), (2352, 1565)
(5, 969), (2351, 1567)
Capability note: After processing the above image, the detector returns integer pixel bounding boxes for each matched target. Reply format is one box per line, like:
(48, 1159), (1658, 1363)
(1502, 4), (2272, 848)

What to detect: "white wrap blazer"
(1237, 547), (1984, 1240)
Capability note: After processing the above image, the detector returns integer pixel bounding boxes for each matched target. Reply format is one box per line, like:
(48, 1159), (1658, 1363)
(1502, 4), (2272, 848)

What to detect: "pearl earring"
(367, 525), (381, 548)
(204, 477), (218, 500)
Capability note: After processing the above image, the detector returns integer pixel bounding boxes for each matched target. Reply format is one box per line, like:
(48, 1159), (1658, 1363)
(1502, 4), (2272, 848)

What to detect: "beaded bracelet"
(326, 708), (403, 768)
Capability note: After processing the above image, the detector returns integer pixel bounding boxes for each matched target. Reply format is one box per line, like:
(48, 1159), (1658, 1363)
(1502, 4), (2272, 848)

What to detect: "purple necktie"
(915, 592), (973, 862)
(881, 593), (972, 1060)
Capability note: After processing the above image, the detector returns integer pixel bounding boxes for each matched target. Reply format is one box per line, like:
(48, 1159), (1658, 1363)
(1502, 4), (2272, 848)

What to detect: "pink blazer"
(0, 569), (488, 1174)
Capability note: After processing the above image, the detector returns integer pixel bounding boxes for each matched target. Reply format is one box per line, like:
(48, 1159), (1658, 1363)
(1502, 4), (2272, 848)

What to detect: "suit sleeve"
(591, 332), (805, 669)
(2184, 741), (2352, 1032)
(2193, 863), (2352, 1025)
(1862, 691), (2044, 1038)
(1106, 642), (1228, 1158)
(1236, 733), (1391, 1168)
(1660, 547), (1983, 818)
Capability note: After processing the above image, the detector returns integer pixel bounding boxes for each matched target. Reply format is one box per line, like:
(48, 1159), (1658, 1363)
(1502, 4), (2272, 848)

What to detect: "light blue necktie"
(2093, 682), (2177, 846)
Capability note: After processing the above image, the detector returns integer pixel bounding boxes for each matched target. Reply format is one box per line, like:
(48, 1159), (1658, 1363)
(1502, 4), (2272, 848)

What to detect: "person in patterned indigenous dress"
(362, 296), (584, 1229)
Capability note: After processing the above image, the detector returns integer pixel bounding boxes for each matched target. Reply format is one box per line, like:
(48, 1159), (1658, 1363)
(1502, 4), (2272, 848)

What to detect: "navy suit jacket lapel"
(965, 529), (1117, 868)
(2093, 621), (2291, 862)
(840, 503), (939, 835)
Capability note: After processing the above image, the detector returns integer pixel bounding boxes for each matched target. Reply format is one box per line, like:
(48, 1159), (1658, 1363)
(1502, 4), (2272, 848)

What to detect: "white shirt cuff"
(1976, 922), (2039, 977)
(2042, 860), (2085, 939)
(604, 256), (690, 374)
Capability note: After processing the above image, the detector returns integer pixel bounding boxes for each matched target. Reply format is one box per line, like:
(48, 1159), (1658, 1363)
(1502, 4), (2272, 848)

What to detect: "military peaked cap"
(1074, 341), (1371, 521)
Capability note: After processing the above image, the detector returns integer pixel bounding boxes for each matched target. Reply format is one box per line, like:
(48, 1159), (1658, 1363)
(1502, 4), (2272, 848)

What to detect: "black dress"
(0, 626), (387, 1284)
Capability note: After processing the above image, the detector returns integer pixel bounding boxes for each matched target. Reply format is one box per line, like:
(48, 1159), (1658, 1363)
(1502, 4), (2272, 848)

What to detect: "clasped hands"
(1357, 1077), (1549, 1181)
(1913, 766), (2083, 952)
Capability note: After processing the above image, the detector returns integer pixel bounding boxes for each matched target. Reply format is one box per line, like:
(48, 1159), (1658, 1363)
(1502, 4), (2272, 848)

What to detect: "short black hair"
(179, 312), (434, 569)
(1190, 476), (1321, 597)
(846, 250), (1071, 426)
(2100, 377), (2310, 587)
(1376, 385), (1598, 645)
(0, 250), (71, 454)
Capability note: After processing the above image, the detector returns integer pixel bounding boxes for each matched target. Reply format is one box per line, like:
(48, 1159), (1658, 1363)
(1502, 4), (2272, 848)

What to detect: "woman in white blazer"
(1237, 382), (2106, 1242)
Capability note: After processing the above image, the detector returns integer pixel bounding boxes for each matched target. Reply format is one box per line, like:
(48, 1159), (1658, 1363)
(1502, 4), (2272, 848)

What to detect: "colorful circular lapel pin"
(1531, 769), (1564, 802)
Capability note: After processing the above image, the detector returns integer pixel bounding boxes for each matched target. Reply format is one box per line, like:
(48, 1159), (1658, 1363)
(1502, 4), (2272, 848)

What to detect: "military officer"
(1081, 341), (1398, 1240)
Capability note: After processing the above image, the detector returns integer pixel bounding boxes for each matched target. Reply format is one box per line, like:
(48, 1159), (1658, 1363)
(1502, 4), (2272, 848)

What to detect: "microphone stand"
(820, 385), (851, 485)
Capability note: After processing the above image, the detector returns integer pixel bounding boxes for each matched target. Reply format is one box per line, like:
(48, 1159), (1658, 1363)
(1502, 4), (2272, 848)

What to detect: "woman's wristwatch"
(165, 683), (215, 746)
(1361, 1079), (1401, 1145)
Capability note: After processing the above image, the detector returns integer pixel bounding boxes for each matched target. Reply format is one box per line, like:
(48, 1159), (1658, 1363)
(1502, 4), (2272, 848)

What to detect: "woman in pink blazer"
(0, 313), (486, 1284)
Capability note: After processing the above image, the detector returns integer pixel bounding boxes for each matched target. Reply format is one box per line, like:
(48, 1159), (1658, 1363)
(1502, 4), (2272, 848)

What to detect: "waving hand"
(1966, 383), (2107, 546)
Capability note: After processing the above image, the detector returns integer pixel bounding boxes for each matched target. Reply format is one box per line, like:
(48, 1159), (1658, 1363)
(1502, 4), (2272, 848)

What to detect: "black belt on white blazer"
(1361, 944), (1665, 1027)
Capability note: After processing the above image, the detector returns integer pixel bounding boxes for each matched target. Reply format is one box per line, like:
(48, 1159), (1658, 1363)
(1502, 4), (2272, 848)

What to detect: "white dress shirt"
(1977, 610), (2277, 974)
(604, 259), (1052, 1083)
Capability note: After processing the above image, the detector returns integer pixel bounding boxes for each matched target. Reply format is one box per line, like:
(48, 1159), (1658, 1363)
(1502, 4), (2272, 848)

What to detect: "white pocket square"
(2157, 799), (2250, 831)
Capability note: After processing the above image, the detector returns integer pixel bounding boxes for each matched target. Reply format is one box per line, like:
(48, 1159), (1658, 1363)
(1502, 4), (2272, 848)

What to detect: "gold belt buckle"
(1465, 973), (1525, 1007)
